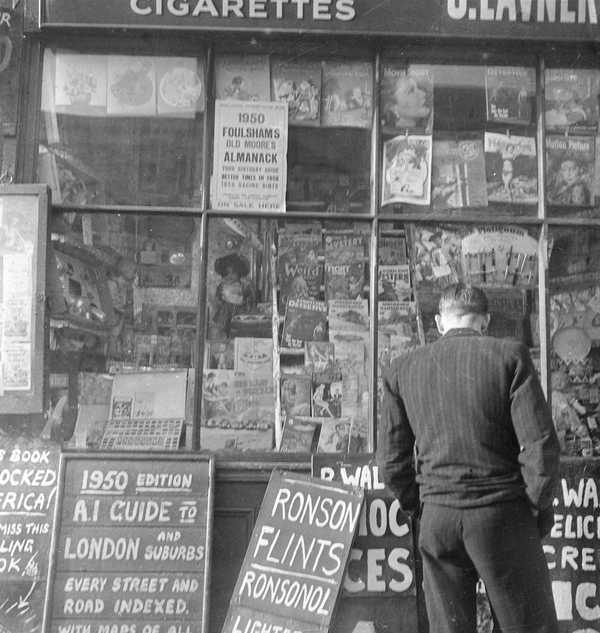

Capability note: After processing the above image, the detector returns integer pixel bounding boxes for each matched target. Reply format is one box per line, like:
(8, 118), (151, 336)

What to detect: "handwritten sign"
(0, 437), (59, 633)
(46, 453), (214, 633)
(544, 459), (600, 633)
(211, 101), (287, 212)
(221, 470), (364, 633)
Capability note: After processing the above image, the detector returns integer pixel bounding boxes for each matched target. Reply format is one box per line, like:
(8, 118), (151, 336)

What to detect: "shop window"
(200, 216), (372, 454)
(46, 210), (200, 449)
(38, 49), (205, 207)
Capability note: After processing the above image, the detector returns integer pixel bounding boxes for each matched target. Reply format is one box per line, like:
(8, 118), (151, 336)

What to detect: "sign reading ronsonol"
(45, 453), (214, 633)
(212, 100), (287, 212)
(221, 470), (364, 633)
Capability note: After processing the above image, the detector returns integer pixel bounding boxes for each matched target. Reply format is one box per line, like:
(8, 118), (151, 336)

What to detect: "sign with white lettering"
(0, 4), (21, 135)
(543, 459), (600, 633)
(211, 100), (287, 212)
(45, 453), (214, 633)
(0, 437), (59, 633)
(221, 470), (364, 633)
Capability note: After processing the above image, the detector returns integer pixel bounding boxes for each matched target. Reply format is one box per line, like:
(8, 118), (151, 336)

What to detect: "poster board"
(0, 185), (49, 415)
(221, 470), (364, 633)
(312, 455), (418, 633)
(45, 453), (214, 633)
(0, 436), (60, 633)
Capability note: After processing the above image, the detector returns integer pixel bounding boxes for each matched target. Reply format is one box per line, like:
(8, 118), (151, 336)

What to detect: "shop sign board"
(0, 1), (21, 135)
(45, 453), (214, 633)
(212, 100), (287, 212)
(221, 470), (364, 633)
(543, 458), (600, 633)
(0, 436), (59, 633)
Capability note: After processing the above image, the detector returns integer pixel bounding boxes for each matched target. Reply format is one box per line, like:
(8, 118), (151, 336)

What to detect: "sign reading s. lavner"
(221, 470), (364, 633)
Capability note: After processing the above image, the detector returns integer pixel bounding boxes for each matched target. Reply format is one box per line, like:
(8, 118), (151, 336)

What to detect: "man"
(378, 283), (560, 633)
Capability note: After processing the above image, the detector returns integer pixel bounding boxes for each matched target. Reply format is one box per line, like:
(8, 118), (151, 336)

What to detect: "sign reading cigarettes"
(212, 100), (288, 212)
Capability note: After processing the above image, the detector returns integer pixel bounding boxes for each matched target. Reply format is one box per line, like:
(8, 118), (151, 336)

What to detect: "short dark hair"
(438, 283), (488, 316)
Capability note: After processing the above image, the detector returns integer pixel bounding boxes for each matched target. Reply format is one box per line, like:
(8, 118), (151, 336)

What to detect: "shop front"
(0, 1), (599, 633)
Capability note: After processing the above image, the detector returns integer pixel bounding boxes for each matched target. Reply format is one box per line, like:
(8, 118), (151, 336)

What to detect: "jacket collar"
(442, 328), (483, 338)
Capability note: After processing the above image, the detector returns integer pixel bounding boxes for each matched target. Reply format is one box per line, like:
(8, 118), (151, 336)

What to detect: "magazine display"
(304, 341), (335, 374)
(412, 224), (462, 289)
(324, 231), (366, 300)
(432, 138), (488, 210)
(280, 373), (312, 420)
(271, 58), (321, 125)
(316, 416), (352, 453)
(380, 63), (434, 133)
(484, 132), (537, 204)
(379, 234), (408, 265)
(378, 264), (411, 301)
(279, 416), (321, 452)
(545, 68), (600, 133)
(234, 337), (273, 378)
(215, 54), (270, 101)
(281, 297), (328, 348)
(321, 61), (373, 128)
(485, 66), (535, 125)
(546, 134), (595, 207)
(378, 300), (419, 342)
(382, 134), (433, 206)
(328, 298), (369, 332)
(205, 339), (235, 370)
(311, 368), (344, 418)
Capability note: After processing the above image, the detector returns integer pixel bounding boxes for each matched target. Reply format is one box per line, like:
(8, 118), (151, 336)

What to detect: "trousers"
(418, 499), (558, 633)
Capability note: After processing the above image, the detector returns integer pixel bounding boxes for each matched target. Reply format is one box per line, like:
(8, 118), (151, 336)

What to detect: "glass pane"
(38, 49), (205, 207)
(47, 211), (200, 449)
(380, 61), (538, 217)
(201, 217), (372, 454)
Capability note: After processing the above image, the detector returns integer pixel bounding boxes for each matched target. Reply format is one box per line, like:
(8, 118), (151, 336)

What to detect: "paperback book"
(281, 297), (328, 349)
(546, 134), (595, 207)
(271, 58), (321, 125)
(378, 264), (411, 301)
(382, 134), (433, 206)
(321, 61), (373, 128)
(485, 66), (535, 125)
(279, 416), (322, 453)
(280, 373), (312, 420)
(545, 68), (600, 133)
(215, 54), (270, 101)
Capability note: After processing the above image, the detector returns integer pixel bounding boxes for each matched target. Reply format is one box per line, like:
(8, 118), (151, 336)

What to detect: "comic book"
(382, 134), (433, 206)
(378, 300), (419, 339)
(215, 54), (270, 101)
(271, 58), (321, 125)
(546, 134), (595, 207)
(280, 373), (312, 421)
(311, 368), (344, 418)
(411, 224), (462, 290)
(484, 132), (537, 204)
(316, 416), (353, 453)
(304, 341), (335, 374)
(378, 264), (411, 301)
(485, 66), (535, 125)
(321, 60), (373, 128)
(544, 68), (600, 133)
(432, 138), (488, 210)
(379, 233), (408, 265)
(380, 63), (434, 133)
(281, 297), (328, 349)
(324, 231), (366, 300)
(234, 337), (273, 378)
(279, 416), (322, 453)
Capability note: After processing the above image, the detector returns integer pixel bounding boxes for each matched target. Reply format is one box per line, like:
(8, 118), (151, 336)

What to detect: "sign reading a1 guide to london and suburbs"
(212, 100), (288, 212)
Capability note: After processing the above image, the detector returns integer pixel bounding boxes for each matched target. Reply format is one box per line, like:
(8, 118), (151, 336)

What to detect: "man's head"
(435, 283), (490, 335)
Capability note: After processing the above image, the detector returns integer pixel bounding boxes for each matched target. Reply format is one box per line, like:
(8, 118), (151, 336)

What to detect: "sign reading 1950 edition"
(221, 470), (364, 633)
(211, 100), (287, 212)
(45, 453), (214, 633)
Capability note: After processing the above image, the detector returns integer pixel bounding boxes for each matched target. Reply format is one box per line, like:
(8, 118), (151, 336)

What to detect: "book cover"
(328, 298), (369, 332)
(485, 66), (535, 125)
(281, 297), (328, 348)
(484, 132), (537, 204)
(432, 138), (488, 209)
(378, 264), (411, 301)
(215, 54), (270, 101)
(304, 341), (335, 374)
(155, 56), (204, 118)
(234, 337), (273, 377)
(382, 134), (433, 206)
(321, 60), (373, 128)
(279, 416), (322, 453)
(545, 68), (600, 133)
(380, 63), (434, 133)
(312, 368), (344, 418)
(271, 58), (321, 125)
(280, 373), (312, 419)
(316, 416), (352, 453)
(107, 56), (157, 117)
(379, 234), (408, 266)
(277, 231), (323, 312)
(546, 134), (595, 207)
(412, 224), (462, 289)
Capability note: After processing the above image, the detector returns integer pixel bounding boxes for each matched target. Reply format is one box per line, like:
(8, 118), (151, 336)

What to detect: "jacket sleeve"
(377, 369), (419, 513)
(510, 344), (560, 512)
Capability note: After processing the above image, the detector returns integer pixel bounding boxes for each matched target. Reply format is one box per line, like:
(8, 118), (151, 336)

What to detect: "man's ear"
(435, 314), (444, 335)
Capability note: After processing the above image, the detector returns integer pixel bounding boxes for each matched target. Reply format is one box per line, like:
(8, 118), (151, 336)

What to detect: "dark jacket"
(378, 329), (560, 513)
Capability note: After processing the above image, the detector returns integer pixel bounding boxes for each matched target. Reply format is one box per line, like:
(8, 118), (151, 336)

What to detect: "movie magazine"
(304, 341), (336, 374)
(380, 63), (434, 133)
(546, 134), (595, 207)
(378, 264), (411, 301)
(484, 132), (537, 204)
(312, 368), (344, 418)
(321, 60), (373, 128)
(279, 416), (322, 453)
(214, 54), (270, 101)
(485, 66), (535, 126)
(281, 297), (328, 349)
(280, 373), (312, 420)
(431, 138), (488, 210)
(271, 58), (321, 125)
(544, 68), (600, 133)
(382, 134), (433, 206)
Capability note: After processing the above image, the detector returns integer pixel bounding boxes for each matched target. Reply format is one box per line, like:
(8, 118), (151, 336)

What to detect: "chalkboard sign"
(313, 455), (418, 633)
(45, 453), (214, 633)
(544, 458), (600, 633)
(0, 437), (59, 633)
(221, 470), (364, 633)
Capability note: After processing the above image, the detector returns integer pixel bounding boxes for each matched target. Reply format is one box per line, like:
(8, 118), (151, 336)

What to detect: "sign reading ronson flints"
(41, 0), (600, 41)
(45, 453), (214, 633)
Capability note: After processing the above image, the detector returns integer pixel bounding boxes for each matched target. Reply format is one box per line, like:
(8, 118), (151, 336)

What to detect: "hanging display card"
(221, 470), (364, 633)
(0, 436), (59, 633)
(212, 100), (288, 212)
(46, 453), (214, 633)
(382, 135), (432, 206)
